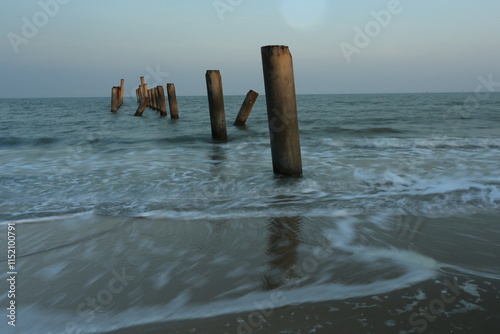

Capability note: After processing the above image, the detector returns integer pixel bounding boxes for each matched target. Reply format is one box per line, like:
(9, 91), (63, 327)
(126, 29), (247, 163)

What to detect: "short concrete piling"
(138, 77), (146, 103)
(205, 70), (227, 141)
(142, 84), (148, 104)
(158, 86), (167, 117)
(148, 89), (153, 108)
(167, 83), (179, 119)
(234, 90), (259, 126)
(151, 88), (158, 111)
(155, 87), (161, 111)
(134, 97), (149, 117)
(111, 86), (121, 112)
(261, 45), (302, 177)
(151, 87), (158, 110)
(119, 79), (125, 103)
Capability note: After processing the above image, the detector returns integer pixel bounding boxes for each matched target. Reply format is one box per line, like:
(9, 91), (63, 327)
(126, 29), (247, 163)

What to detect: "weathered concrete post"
(141, 84), (148, 106)
(156, 87), (162, 111)
(234, 90), (259, 126)
(148, 89), (153, 108)
(139, 77), (145, 103)
(151, 87), (158, 110)
(261, 45), (302, 176)
(134, 97), (150, 117)
(111, 86), (121, 112)
(155, 87), (161, 111)
(119, 79), (125, 104)
(205, 70), (228, 141)
(166, 83), (179, 119)
(151, 87), (156, 110)
(157, 86), (167, 117)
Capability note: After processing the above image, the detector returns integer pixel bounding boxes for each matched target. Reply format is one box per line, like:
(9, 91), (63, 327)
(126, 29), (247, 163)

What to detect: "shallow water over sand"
(5, 212), (500, 333)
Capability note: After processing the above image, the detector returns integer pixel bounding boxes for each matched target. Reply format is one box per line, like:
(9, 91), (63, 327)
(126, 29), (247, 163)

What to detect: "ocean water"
(0, 93), (499, 333)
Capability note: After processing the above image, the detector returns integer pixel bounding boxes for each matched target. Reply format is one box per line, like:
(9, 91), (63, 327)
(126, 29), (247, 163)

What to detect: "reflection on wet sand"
(263, 216), (301, 290)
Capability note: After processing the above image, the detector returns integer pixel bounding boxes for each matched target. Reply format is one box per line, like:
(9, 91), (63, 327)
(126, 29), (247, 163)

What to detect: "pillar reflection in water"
(262, 217), (301, 290)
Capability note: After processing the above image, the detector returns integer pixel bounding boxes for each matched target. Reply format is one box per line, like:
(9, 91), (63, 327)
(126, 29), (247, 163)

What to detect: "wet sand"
(6, 212), (500, 333)
(107, 274), (500, 334)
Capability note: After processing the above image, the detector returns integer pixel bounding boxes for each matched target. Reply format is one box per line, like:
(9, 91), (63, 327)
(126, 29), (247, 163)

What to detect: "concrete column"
(148, 89), (153, 108)
(158, 85), (167, 117)
(261, 45), (302, 176)
(155, 87), (161, 111)
(152, 88), (158, 110)
(205, 70), (228, 141)
(119, 79), (125, 104)
(111, 86), (121, 112)
(234, 90), (259, 126)
(142, 84), (148, 104)
(167, 83), (179, 119)
(134, 97), (149, 116)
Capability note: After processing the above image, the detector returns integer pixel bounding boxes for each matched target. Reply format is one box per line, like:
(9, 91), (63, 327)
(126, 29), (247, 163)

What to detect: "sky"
(1, 0), (499, 98)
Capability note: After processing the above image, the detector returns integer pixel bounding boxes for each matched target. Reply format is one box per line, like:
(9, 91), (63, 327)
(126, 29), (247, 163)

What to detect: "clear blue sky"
(1, 0), (499, 98)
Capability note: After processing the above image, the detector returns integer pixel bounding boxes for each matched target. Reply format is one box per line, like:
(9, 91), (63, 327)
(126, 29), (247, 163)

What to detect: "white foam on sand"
(0, 211), (94, 226)
(19, 265), (436, 334)
(14, 231), (441, 334)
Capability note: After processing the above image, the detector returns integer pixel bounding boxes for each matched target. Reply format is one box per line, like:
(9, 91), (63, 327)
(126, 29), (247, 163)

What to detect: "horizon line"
(1, 91), (497, 100)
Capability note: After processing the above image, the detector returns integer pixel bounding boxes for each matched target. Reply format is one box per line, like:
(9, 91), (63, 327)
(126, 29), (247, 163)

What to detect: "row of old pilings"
(134, 78), (179, 118)
(109, 45), (302, 176)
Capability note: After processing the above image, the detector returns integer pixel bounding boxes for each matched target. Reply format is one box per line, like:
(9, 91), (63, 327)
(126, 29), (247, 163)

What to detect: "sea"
(0, 93), (499, 334)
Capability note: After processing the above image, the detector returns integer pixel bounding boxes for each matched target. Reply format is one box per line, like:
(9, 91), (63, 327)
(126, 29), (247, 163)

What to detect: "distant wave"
(0, 136), (60, 147)
(354, 127), (403, 134)
(323, 137), (500, 149)
(319, 126), (404, 135)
